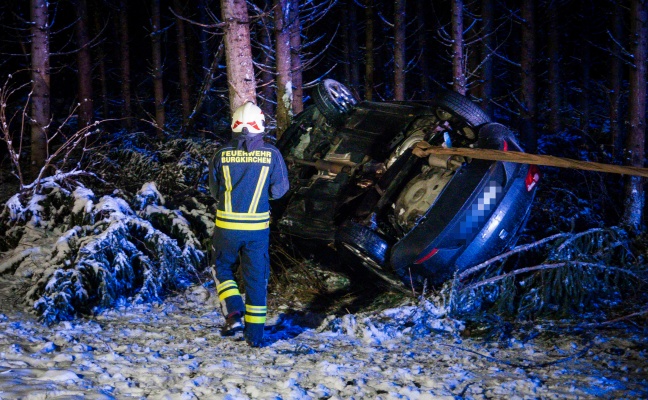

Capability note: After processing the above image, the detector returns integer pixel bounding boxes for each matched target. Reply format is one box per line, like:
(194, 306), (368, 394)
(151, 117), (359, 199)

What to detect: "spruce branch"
(457, 232), (570, 281)
(459, 262), (646, 293)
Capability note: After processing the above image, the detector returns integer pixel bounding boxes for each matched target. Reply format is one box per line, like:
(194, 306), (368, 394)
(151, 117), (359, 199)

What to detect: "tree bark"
(610, 0), (624, 160)
(416, 0), (430, 99)
(343, 7), (352, 87)
(258, 12), (275, 117)
(151, 0), (165, 136)
(578, 0), (591, 132)
(274, 0), (293, 136)
(30, 0), (50, 177)
(364, 0), (374, 101)
(290, 0), (303, 114)
(479, 0), (494, 112)
(547, 0), (561, 133)
(451, 0), (466, 95)
(75, 0), (93, 129)
(348, 0), (360, 94)
(221, 0), (257, 113)
(622, 0), (647, 230)
(394, 0), (406, 100)
(520, 0), (537, 152)
(92, 0), (109, 119)
(118, 0), (132, 129)
(174, 0), (192, 127)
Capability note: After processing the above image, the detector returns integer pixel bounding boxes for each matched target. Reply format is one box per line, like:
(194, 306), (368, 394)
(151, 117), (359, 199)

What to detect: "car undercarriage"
(272, 80), (538, 289)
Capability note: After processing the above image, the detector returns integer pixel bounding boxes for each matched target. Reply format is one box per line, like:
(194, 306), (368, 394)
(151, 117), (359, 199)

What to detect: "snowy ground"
(0, 276), (647, 399)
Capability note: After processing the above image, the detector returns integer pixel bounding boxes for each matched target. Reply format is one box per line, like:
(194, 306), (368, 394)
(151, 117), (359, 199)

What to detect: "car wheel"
(313, 79), (358, 127)
(336, 222), (410, 292)
(434, 91), (491, 140)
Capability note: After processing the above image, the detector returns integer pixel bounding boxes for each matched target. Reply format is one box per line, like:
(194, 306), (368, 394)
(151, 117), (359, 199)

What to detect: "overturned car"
(272, 79), (540, 289)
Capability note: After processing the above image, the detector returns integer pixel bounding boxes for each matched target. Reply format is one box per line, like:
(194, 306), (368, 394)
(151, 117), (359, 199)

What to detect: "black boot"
(220, 312), (244, 337)
(244, 323), (265, 347)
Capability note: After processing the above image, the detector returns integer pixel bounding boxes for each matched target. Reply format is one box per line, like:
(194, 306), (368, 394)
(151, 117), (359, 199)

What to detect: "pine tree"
(174, 0), (192, 127)
(221, 0), (257, 112)
(622, 0), (647, 230)
(30, 0), (50, 177)
(520, 0), (537, 152)
(364, 0), (375, 101)
(74, 0), (93, 129)
(394, 0), (406, 100)
(118, 0), (132, 130)
(274, 0), (293, 135)
(151, 0), (166, 136)
(547, 0), (561, 134)
(451, 0), (467, 95)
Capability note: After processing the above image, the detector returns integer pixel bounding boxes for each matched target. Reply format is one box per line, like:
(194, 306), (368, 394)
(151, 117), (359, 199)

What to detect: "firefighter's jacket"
(209, 133), (289, 230)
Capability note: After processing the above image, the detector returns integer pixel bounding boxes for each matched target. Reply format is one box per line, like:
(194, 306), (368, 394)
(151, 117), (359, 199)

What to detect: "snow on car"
(272, 79), (539, 289)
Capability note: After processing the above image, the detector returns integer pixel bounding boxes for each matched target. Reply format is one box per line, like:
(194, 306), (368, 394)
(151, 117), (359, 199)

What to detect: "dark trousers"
(211, 228), (269, 342)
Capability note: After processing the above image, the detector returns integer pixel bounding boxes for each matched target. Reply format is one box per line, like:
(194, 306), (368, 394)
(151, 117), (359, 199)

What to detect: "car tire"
(313, 79), (358, 127)
(434, 90), (491, 128)
(336, 222), (409, 292)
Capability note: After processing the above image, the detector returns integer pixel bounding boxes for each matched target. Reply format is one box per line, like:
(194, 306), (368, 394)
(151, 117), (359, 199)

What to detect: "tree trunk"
(479, 0), (494, 112)
(364, 0), (374, 101)
(622, 0), (647, 230)
(610, 0), (624, 160)
(290, 0), (303, 114)
(221, 0), (257, 113)
(118, 0), (132, 129)
(520, 0), (537, 152)
(547, 0), (561, 133)
(451, 0), (466, 95)
(258, 13), (275, 117)
(30, 0), (50, 177)
(578, 0), (591, 132)
(75, 0), (93, 129)
(151, 0), (165, 136)
(92, 0), (109, 119)
(348, 0), (360, 94)
(174, 0), (192, 127)
(343, 7), (352, 86)
(274, 0), (292, 136)
(394, 0), (406, 100)
(416, 0), (430, 99)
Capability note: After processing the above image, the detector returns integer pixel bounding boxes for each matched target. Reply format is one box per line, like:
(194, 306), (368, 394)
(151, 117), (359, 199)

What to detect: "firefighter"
(209, 101), (289, 347)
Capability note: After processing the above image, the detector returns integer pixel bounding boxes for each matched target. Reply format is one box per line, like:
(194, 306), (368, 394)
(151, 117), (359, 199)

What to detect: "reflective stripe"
(217, 281), (240, 302)
(217, 210), (270, 221)
(248, 166), (269, 213)
(217, 280), (238, 293)
(245, 305), (266, 324)
(223, 165), (233, 212)
(215, 220), (269, 230)
(219, 288), (241, 302)
(245, 315), (267, 324)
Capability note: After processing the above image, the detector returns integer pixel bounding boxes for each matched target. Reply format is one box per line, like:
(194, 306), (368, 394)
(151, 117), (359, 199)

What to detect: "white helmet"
(231, 101), (265, 134)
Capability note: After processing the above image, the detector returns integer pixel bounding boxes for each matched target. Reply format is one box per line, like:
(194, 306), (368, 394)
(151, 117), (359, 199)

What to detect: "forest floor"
(0, 272), (647, 399)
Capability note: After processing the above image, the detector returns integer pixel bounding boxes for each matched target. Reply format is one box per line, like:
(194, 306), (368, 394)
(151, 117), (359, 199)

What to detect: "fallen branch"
(554, 228), (607, 253)
(457, 232), (570, 281)
(459, 262), (646, 292)
(180, 42), (225, 136)
(413, 142), (648, 178)
(438, 341), (594, 370)
(576, 306), (648, 328)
